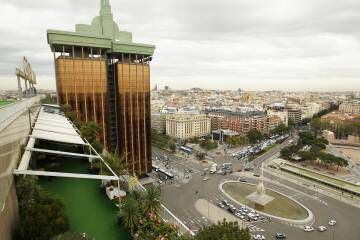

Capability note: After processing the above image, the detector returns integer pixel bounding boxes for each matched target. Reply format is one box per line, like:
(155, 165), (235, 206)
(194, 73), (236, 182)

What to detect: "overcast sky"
(1, 0), (360, 91)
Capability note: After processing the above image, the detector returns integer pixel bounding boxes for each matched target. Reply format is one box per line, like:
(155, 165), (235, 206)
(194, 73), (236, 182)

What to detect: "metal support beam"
(26, 147), (100, 159)
(13, 169), (119, 181)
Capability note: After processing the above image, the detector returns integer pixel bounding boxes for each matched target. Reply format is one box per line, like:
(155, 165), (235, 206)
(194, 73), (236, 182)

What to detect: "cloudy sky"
(1, 0), (360, 91)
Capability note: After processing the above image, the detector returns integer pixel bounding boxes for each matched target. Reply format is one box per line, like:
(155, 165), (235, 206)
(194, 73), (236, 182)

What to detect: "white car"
(253, 234), (266, 240)
(202, 177), (209, 181)
(317, 226), (327, 232)
(303, 226), (314, 232)
(328, 220), (336, 226)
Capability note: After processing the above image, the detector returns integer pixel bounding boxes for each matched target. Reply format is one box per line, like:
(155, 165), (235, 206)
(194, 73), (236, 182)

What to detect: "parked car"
(217, 202), (225, 208)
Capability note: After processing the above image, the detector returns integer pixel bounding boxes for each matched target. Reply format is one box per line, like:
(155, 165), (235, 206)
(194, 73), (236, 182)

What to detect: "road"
(154, 146), (360, 240)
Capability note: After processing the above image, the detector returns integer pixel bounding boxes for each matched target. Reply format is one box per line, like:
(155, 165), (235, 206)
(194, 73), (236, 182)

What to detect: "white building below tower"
(166, 114), (211, 139)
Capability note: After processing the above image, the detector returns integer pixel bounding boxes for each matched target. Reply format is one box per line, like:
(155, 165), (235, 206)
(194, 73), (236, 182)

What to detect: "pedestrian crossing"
(247, 224), (265, 232)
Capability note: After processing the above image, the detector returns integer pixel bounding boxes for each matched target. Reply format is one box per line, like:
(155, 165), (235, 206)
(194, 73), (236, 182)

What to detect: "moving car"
(253, 234), (265, 240)
(239, 178), (247, 182)
(275, 233), (286, 239)
(303, 226), (314, 232)
(202, 177), (209, 181)
(209, 164), (218, 174)
(328, 220), (336, 226)
(317, 226), (327, 232)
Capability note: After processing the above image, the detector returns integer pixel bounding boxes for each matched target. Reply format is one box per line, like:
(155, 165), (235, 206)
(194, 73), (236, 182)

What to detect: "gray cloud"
(0, 0), (360, 91)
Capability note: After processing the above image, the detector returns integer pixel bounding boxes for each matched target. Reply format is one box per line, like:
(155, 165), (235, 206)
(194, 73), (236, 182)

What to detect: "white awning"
(30, 108), (85, 145)
(15, 105), (119, 181)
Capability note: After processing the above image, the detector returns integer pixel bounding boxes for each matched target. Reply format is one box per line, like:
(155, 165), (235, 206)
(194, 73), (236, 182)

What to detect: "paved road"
(250, 136), (297, 171)
(155, 146), (360, 240)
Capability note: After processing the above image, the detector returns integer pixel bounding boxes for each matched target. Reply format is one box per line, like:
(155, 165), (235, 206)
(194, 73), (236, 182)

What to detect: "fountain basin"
(220, 181), (313, 225)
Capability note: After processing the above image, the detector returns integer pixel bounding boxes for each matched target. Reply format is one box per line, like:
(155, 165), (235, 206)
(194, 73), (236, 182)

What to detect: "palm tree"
(119, 196), (140, 236)
(101, 151), (127, 176)
(143, 185), (161, 214)
(80, 122), (100, 144)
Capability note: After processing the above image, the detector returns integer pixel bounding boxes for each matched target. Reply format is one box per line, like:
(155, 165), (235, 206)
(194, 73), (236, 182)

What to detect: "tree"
(91, 139), (103, 154)
(270, 123), (290, 135)
(169, 140), (176, 153)
(298, 150), (316, 161)
(317, 152), (348, 171)
(60, 104), (81, 128)
(310, 118), (322, 135)
(102, 151), (127, 176)
(119, 195), (141, 236)
(200, 139), (218, 150)
(246, 129), (263, 144)
(226, 135), (249, 146)
(80, 122), (100, 144)
(288, 118), (295, 128)
(15, 176), (69, 240)
(195, 219), (251, 240)
(41, 94), (57, 104)
(280, 145), (300, 160)
(143, 185), (161, 214)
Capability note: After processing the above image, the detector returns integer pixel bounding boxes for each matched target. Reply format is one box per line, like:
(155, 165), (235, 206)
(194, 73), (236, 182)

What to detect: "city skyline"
(1, 0), (360, 91)
(0, 1), (360, 240)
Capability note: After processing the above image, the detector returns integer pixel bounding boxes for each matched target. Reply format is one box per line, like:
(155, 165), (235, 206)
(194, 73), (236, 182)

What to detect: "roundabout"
(220, 181), (314, 225)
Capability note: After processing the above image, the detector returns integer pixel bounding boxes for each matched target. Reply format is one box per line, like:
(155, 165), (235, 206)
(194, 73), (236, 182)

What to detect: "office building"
(166, 114), (211, 139)
(47, 0), (155, 175)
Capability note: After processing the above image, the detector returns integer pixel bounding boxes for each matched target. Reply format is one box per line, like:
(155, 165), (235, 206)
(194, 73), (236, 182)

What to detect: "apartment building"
(339, 101), (360, 114)
(204, 108), (276, 134)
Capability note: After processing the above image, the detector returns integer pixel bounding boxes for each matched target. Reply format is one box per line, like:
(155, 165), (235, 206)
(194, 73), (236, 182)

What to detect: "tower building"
(47, 0), (155, 175)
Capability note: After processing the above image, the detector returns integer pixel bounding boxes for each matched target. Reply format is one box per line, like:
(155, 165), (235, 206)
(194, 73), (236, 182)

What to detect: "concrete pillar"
(17, 75), (22, 100)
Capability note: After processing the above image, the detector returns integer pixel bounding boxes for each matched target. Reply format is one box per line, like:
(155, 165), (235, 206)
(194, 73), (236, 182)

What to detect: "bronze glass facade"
(54, 49), (152, 176)
(116, 55), (151, 175)
(55, 55), (108, 146)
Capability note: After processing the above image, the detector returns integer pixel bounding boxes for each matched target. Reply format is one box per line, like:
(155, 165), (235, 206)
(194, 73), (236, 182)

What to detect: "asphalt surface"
(153, 146), (360, 240)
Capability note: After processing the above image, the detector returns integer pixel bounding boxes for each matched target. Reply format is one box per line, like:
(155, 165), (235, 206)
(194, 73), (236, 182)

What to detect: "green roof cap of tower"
(47, 0), (155, 55)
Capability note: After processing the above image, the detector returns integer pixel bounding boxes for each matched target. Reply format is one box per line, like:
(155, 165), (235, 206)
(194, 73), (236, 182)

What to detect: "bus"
(180, 146), (193, 154)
